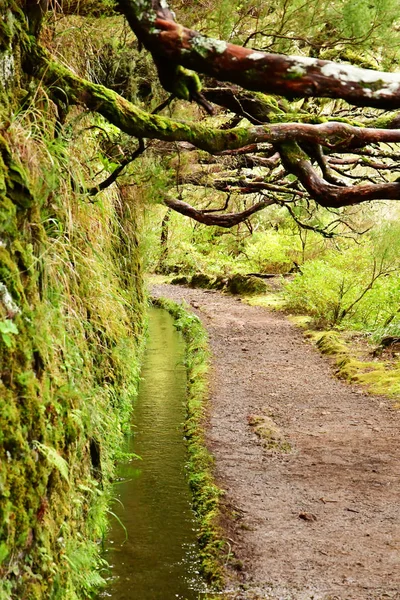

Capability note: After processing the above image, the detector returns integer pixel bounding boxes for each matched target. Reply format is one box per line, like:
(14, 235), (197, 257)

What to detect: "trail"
(151, 283), (400, 600)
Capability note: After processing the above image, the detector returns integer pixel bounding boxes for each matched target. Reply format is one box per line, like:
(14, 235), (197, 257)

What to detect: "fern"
(33, 441), (69, 483)
(0, 319), (19, 348)
(64, 541), (107, 593)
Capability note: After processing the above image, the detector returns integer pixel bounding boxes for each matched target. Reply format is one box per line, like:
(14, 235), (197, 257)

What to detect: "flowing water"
(101, 308), (205, 600)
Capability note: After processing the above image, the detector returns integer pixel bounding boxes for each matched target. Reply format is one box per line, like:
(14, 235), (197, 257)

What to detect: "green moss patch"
(225, 274), (268, 295)
(248, 413), (291, 454)
(0, 102), (146, 598)
(190, 272), (214, 289)
(170, 272), (269, 296)
(310, 331), (400, 400)
(246, 292), (286, 310)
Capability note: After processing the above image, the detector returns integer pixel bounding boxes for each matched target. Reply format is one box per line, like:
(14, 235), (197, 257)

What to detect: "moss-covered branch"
(24, 45), (400, 154)
(117, 0), (400, 110)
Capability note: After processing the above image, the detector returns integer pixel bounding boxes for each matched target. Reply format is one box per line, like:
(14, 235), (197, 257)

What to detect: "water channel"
(101, 307), (206, 600)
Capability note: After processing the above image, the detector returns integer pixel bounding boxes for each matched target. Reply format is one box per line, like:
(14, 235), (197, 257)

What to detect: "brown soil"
(151, 284), (400, 600)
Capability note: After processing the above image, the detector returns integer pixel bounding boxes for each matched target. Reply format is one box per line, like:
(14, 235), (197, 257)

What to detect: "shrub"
(284, 245), (398, 330)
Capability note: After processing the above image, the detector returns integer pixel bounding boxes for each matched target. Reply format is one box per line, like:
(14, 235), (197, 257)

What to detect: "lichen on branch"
(24, 45), (400, 153)
(116, 0), (400, 110)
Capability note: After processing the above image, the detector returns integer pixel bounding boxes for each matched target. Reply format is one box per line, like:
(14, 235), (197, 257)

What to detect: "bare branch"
(279, 142), (400, 207)
(162, 194), (277, 227)
(87, 139), (146, 197)
(312, 144), (349, 187)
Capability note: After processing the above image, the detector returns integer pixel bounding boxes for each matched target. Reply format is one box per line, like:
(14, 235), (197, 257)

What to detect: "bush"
(284, 245), (399, 330)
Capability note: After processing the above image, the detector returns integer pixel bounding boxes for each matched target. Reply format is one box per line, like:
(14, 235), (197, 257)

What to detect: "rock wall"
(0, 5), (146, 597)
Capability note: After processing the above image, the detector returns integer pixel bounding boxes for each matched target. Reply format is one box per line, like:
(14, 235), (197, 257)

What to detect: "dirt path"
(152, 284), (400, 600)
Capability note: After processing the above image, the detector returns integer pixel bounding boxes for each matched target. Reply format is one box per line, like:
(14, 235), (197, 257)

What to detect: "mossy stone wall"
(0, 14), (146, 596)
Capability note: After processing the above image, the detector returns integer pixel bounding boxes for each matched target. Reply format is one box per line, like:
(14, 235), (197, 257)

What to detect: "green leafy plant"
(32, 441), (70, 482)
(0, 320), (19, 348)
(284, 244), (399, 330)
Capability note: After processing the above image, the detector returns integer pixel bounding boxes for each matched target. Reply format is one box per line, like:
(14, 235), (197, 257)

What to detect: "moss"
(245, 293), (286, 310)
(0, 100), (146, 598)
(248, 413), (291, 453)
(182, 272), (270, 296)
(190, 272), (214, 289)
(226, 274), (268, 295)
(285, 67), (306, 80)
(372, 111), (400, 129)
(6, 162), (34, 208)
(0, 2), (23, 51)
(310, 331), (400, 399)
(170, 275), (190, 285)
(320, 48), (377, 70)
(213, 275), (228, 290)
(163, 65), (202, 101)
(314, 331), (348, 356)
(182, 272), (269, 296)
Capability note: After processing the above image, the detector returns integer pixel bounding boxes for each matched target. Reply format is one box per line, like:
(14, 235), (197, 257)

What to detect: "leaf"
(1, 333), (12, 348)
(33, 441), (69, 483)
(0, 542), (9, 564)
(0, 320), (19, 347)
(0, 320), (19, 335)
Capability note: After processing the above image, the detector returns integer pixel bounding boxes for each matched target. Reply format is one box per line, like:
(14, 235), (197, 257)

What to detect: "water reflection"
(100, 308), (205, 600)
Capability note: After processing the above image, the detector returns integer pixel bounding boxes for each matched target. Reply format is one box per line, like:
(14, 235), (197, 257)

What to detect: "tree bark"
(117, 0), (400, 110)
(163, 194), (276, 227)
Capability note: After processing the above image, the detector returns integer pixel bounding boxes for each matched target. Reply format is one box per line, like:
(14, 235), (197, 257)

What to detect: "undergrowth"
(151, 296), (226, 589)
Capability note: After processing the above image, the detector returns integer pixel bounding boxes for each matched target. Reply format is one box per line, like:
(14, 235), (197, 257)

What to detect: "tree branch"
(87, 139), (146, 196)
(162, 193), (276, 227)
(85, 96), (174, 196)
(23, 46), (400, 155)
(21, 36), (400, 218)
(117, 0), (400, 110)
(279, 142), (400, 207)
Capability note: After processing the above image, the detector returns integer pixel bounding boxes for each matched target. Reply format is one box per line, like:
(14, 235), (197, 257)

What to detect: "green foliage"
(54, 13), (163, 108)
(32, 442), (70, 483)
(143, 197), (321, 278)
(284, 241), (399, 331)
(284, 256), (357, 327)
(144, 173), (400, 345)
(244, 230), (294, 273)
(342, 0), (374, 39)
(0, 319), (18, 348)
(63, 539), (108, 596)
(0, 85), (145, 598)
(177, 0), (400, 65)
